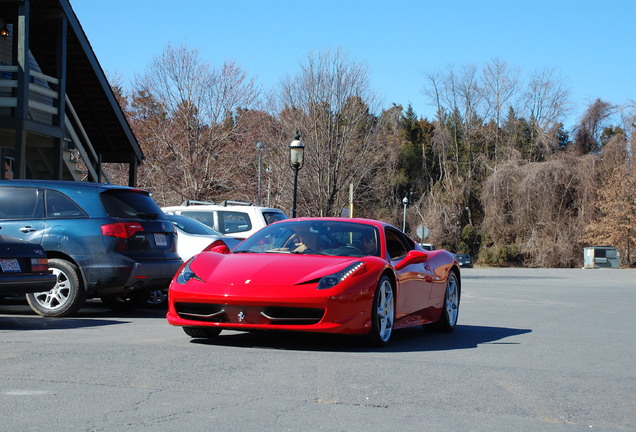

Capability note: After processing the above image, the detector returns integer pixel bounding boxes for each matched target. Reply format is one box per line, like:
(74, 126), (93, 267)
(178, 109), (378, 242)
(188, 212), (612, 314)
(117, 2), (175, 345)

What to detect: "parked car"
(167, 214), (243, 261)
(167, 217), (461, 346)
(162, 200), (287, 239)
(138, 214), (244, 308)
(455, 253), (473, 268)
(420, 243), (435, 251)
(0, 180), (182, 317)
(0, 234), (56, 296)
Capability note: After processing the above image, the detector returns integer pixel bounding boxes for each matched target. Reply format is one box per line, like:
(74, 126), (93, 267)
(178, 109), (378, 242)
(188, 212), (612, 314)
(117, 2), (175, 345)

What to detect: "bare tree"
(481, 59), (520, 164)
(271, 48), (387, 217)
(481, 58), (520, 128)
(573, 98), (615, 154)
(423, 66), (480, 183)
(523, 67), (570, 129)
(522, 67), (571, 159)
(130, 43), (260, 204)
(583, 163), (635, 266)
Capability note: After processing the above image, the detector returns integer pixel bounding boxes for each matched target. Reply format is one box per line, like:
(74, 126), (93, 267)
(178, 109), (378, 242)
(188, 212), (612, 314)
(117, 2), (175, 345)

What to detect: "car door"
(385, 227), (434, 324)
(0, 186), (45, 244)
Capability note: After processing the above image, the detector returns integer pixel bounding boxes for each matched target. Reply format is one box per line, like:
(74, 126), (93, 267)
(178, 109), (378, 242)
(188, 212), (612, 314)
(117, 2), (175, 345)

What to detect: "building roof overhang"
(0, 0), (143, 165)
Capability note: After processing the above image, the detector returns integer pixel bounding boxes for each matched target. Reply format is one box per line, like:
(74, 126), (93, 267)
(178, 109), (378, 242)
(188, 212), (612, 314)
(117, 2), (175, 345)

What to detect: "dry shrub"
(583, 163), (636, 266)
(418, 176), (466, 250)
(481, 153), (596, 267)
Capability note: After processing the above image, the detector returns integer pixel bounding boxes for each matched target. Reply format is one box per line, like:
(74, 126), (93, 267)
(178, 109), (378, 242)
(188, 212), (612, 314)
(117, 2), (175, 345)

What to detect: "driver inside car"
(292, 228), (322, 253)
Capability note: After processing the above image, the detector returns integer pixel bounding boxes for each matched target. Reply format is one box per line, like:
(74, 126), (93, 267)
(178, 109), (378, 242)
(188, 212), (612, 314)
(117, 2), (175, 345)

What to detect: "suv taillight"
(101, 222), (144, 239)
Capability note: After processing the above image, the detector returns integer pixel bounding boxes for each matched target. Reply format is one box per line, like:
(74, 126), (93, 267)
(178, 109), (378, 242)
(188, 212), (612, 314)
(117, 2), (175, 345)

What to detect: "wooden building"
(0, 0), (142, 185)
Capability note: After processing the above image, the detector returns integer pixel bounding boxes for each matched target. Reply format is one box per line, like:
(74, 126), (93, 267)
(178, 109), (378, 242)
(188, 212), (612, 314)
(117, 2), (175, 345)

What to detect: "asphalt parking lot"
(1, 268), (635, 431)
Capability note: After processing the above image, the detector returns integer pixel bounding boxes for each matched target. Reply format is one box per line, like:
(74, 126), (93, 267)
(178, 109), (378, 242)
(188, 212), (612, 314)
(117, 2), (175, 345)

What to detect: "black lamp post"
(256, 141), (264, 206)
(289, 133), (305, 218)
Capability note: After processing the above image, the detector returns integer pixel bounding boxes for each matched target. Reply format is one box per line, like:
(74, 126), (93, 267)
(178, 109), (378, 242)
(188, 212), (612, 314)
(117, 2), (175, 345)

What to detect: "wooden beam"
(13, 0), (29, 179)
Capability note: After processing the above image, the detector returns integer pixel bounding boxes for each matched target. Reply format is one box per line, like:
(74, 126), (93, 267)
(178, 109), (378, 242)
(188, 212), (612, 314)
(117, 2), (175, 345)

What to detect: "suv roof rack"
(181, 200), (216, 206)
(179, 199), (254, 207)
(218, 200), (253, 207)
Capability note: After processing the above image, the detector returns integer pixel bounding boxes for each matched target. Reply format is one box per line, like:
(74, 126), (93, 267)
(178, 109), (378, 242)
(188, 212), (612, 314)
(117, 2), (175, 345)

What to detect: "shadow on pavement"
(0, 297), (166, 330)
(188, 324), (532, 353)
(0, 314), (128, 331)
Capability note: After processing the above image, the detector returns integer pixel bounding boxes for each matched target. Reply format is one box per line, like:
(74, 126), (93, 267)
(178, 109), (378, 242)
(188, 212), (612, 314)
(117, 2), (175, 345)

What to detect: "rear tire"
(141, 288), (168, 308)
(26, 258), (85, 317)
(435, 271), (460, 332)
(183, 327), (222, 339)
(100, 292), (140, 312)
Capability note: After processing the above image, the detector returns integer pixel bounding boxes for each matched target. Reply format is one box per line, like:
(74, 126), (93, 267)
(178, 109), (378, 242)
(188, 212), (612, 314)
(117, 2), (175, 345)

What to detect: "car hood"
(189, 252), (361, 286)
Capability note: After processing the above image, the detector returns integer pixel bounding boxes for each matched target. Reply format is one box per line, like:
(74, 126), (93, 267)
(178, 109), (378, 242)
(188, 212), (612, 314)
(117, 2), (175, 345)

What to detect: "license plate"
(154, 233), (168, 247)
(1, 258), (21, 272)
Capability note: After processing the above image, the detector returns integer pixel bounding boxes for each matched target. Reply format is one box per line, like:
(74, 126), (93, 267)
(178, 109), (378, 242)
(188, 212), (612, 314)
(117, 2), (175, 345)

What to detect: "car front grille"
(175, 303), (224, 321)
(175, 302), (324, 325)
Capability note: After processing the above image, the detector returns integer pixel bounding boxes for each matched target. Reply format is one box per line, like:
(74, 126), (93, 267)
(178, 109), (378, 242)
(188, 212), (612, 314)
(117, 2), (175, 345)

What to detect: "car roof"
(162, 203), (284, 212)
(1, 179), (145, 193)
(279, 217), (392, 230)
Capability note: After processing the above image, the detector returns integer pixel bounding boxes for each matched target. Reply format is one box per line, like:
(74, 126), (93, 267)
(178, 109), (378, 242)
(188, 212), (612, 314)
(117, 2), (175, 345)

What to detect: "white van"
(162, 200), (287, 239)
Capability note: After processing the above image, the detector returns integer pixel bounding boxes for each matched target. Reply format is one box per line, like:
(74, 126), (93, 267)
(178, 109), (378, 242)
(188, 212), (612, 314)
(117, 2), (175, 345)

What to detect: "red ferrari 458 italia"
(166, 217), (460, 346)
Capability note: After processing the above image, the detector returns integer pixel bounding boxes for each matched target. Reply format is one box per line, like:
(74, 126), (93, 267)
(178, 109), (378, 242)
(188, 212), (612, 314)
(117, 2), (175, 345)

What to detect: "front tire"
(436, 271), (460, 332)
(26, 258), (85, 317)
(366, 275), (395, 347)
(183, 327), (222, 339)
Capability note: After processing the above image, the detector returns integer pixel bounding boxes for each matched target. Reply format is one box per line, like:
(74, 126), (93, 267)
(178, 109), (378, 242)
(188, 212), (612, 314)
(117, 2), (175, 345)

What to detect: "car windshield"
(234, 220), (380, 257)
(167, 214), (222, 235)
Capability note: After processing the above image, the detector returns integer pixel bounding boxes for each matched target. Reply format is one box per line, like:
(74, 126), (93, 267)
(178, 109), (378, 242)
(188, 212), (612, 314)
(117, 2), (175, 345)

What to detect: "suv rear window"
(263, 211), (286, 225)
(217, 211), (252, 234)
(179, 211), (214, 227)
(100, 190), (163, 219)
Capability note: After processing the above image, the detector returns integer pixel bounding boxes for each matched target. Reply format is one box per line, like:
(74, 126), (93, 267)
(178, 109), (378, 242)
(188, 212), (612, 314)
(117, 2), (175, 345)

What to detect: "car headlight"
(317, 262), (365, 290)
(176, 258), (202, 284)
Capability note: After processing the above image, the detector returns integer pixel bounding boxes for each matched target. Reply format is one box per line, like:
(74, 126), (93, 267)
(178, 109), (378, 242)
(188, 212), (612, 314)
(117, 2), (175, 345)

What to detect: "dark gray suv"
(0, 180), (182, 317)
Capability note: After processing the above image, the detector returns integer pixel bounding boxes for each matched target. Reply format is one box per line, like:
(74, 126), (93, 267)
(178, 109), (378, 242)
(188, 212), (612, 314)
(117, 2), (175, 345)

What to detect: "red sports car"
(166, 218), (460, 346)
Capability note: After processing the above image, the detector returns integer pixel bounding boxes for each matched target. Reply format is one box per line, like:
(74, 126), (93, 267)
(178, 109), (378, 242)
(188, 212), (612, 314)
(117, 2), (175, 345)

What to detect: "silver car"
(167, 214), (243, 260)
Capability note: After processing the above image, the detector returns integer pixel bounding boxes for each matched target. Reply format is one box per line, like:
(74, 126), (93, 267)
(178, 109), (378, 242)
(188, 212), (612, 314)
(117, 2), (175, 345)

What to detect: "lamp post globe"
(402, 196), (409, 232)
(289, 133), (305, 218)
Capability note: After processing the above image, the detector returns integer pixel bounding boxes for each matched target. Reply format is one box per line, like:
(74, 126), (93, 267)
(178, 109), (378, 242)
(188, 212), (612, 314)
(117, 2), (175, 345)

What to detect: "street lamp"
(402, 196), (409, 232)
(289, 132), (305, 218)
(256, 141), (264, 206)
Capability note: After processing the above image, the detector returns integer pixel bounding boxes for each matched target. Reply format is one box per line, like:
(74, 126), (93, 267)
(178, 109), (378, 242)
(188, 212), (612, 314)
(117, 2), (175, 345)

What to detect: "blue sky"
(70, 0), (635, 130)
